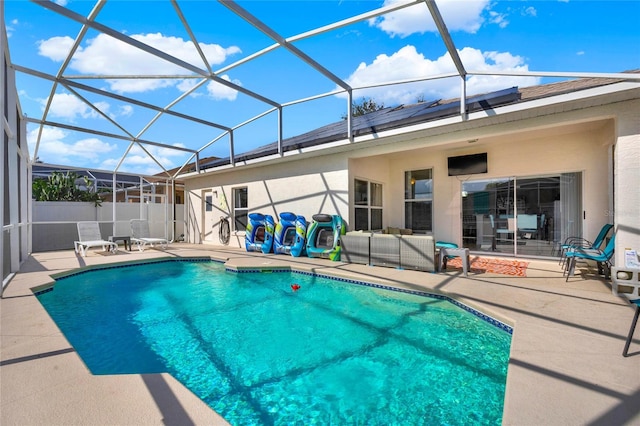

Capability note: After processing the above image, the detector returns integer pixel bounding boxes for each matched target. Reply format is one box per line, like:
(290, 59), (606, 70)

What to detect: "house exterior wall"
(185, 154), (349, 248)
(347, 119), (612, 247)
(183, 91), (639, 261)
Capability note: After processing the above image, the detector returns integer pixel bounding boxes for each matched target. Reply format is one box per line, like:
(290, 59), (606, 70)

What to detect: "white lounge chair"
(74, 221), (118, 257)
(130, 219), (170, 251)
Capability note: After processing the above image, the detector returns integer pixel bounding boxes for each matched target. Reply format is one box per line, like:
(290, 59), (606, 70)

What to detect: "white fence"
(32, 201), (185, 252)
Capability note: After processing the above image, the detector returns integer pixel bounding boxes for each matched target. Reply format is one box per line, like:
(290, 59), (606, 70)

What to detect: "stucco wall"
(349, 121), (612, 246)
(182, 95), (639, 260)
(185, 154), (349, 247)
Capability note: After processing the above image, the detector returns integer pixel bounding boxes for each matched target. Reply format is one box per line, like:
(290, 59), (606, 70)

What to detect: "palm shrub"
(32, 171), (103, 206)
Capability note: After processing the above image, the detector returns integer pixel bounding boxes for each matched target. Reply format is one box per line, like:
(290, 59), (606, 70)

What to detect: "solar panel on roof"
(200, 87), (520, 170)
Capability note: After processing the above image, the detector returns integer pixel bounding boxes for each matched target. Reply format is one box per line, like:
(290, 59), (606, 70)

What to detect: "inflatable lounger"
(245, 213), (275, 254)
(306, 214), (345, 261)
(273, 212), (307, 257)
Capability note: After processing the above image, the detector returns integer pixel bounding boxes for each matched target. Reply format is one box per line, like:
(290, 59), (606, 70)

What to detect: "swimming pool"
(37, 259), (512, 425)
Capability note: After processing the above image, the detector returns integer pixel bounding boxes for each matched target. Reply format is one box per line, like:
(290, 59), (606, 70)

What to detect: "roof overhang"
(180, 80), (640, 179)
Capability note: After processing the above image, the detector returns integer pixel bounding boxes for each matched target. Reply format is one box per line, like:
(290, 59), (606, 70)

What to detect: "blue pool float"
(245, 213), (275, 254)
(306, 214), (346, 261)
(273, 212), (308, 257)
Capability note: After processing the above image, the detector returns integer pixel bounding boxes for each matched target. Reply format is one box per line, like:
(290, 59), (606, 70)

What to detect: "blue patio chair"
(564, 233), (616, 282)
(558, 223), (613, 266)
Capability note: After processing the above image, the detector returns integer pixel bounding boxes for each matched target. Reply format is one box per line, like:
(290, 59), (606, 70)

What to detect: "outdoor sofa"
(340, 229), (436, 272)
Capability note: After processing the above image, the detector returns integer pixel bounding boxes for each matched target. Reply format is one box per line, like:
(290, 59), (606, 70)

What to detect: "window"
(205, 195), (213, 212)
(354, 179), (383, 231)
(405, 169), (433, 233)
(233, 187), (248, 231)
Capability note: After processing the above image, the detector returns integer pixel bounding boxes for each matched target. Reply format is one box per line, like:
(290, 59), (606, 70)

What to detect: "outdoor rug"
(446, 256), (529, 277)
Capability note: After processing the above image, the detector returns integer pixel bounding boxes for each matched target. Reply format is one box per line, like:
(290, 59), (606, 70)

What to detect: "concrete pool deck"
(1, 243), (639, 425)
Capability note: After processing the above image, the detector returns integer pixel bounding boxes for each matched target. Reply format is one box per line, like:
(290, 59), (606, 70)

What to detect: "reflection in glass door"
(461, 178), (515, 255)
(461, 173), (582, 258)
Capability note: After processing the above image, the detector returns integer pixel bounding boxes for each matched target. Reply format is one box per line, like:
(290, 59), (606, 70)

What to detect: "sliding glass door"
(461, 173), (582, 257)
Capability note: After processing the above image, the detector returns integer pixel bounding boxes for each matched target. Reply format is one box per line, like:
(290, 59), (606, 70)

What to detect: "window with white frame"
(405, 169), (433, 233)
(233, 187), (248, 231)
(354, 179), (383, 231)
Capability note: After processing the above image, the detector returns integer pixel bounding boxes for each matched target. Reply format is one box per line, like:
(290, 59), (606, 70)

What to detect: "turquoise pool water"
(37, 259), (511, 425)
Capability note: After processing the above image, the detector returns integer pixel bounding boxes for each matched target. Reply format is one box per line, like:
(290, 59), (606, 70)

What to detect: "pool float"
(306, 214), (346, 261)
(273, 212), (308, 257)
(245, 213), (275, 254)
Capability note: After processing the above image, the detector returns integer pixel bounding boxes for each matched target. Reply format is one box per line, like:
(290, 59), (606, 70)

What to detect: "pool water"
(37, 260), (511, 425)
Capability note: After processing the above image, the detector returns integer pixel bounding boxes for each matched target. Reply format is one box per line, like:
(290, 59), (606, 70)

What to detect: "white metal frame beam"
(15, 0), (640, 178)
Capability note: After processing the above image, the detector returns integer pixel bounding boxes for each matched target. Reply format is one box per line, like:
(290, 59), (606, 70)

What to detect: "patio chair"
(564, 233), (616, 282)
(130, 219), (170, 251)
(74, 221), (118, 257)
(558, 223), (613, 266)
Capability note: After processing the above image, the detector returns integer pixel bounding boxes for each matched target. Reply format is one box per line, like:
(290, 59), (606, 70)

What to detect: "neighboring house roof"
(32, 164), (142, 186)
(199, 70), (639, 171)
(32, 156), (224, 186)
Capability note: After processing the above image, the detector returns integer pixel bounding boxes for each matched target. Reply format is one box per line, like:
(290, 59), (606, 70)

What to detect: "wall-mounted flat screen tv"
(447, 153), (488, 176)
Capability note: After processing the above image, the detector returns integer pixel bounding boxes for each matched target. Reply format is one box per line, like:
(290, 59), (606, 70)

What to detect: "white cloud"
(176, 79), (202, 94)
(40, 93), (135, 122)
(28, 126), (117, 164)
(38, 36), (75, 61)
(42, 93), (101, 121)
(118, 105), (134, 117)
(107, 77), (175, 94)
(488, 11), (509, 29)
(207, 75), (241, 101)
(27, 118), (189, 175)
(339, 45), (540, 104)
(103, 142), (190, 175)
(37, 32), (242, 94)
(576, 51), (585, 56)
(175, 74), (240, 101)
(370, 0), (491, 37)
(524, 6), (537, 17)
(130, 142), (187, 159)
(6, 19), (18, 38)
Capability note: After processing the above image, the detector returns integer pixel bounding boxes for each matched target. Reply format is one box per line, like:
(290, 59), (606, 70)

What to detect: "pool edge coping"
(35, 256), (513, 335)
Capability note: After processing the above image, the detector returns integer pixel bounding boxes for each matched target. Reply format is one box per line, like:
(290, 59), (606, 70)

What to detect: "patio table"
(108, 235), (131, 251)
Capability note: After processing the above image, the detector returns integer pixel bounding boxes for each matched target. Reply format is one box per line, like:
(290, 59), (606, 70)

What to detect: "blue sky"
(5, 0), (640, 176)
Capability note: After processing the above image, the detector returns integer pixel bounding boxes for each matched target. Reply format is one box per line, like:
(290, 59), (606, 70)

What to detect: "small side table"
(108, 236), (131, 251)
(439, 247), (470, 276)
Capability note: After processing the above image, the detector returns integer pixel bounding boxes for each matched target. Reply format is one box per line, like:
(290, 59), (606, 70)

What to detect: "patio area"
(1, 244), (639, 425)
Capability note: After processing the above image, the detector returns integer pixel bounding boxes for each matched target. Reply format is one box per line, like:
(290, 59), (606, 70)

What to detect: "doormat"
(446, 256), (529, 277)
